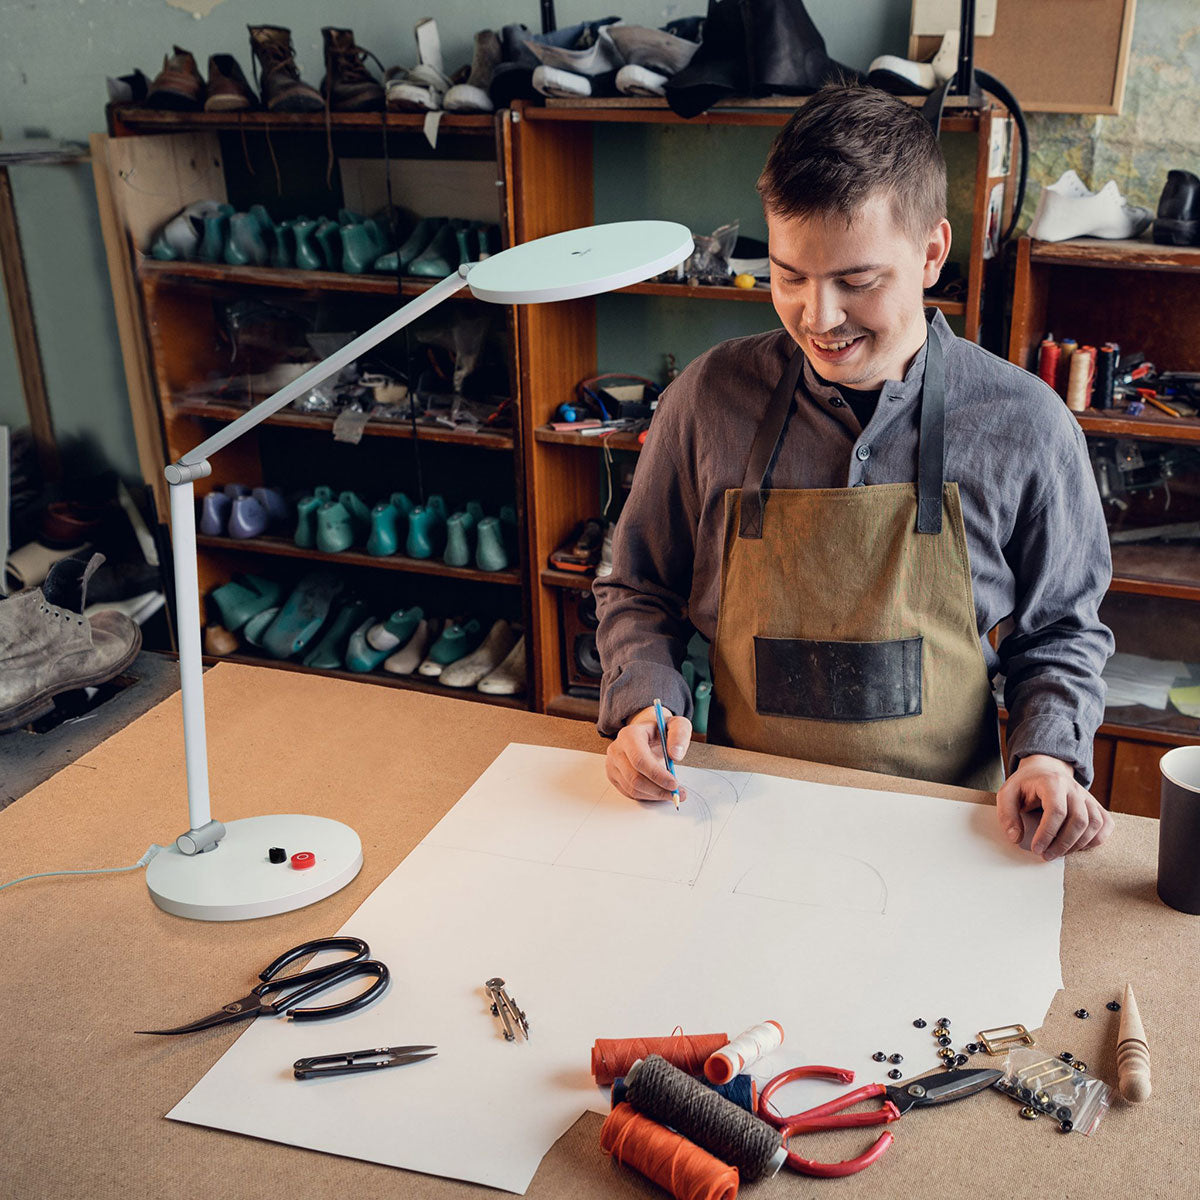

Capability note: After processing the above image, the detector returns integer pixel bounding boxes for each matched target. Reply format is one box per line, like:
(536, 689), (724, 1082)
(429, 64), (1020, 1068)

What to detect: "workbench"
(2, 663), (1194, 1198)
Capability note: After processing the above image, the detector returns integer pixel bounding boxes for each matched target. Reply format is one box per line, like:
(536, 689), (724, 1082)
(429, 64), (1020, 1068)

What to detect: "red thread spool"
(1037, 339), (1060, 393)
(592, 1033), (728, 1086)
(290, 852), (315, 870)
(601, 1102), (738, 1200)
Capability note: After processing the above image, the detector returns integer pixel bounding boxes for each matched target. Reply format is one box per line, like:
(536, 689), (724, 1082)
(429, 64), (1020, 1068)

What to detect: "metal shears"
(758, 1065), (1002, 1177)
(136, 936), (389, 1035)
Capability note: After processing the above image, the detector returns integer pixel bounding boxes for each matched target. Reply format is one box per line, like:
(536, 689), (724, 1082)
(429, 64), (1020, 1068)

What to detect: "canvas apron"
(709, 329), (1005, 791)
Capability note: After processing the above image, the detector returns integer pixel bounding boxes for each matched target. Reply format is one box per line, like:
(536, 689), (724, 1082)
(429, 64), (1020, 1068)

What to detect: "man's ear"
(922, 218), (952, 290)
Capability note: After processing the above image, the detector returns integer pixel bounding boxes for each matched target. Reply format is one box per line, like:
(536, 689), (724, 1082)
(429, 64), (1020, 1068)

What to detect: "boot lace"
(326, 40), (380, 86)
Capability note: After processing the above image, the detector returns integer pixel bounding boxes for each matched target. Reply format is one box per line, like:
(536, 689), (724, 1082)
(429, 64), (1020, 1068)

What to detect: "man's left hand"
(996, 754), (1114, 860)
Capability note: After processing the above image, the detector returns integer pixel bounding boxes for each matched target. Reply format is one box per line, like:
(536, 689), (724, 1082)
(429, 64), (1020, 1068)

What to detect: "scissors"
(137, 936), (389, 1034)
(758, 1065), (1002, 1177)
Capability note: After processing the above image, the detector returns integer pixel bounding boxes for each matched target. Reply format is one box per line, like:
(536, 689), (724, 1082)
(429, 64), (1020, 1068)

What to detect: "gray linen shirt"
(593, 310), (1114, 785)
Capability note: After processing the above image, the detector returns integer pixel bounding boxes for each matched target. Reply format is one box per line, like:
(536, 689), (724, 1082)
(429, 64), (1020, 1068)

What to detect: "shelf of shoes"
(173, 398), (512, 450)
(1029, 238), (1200, 273)
(139, 258), (467, 298)
(107, 107), (498, 137)
(197, 532), (521, 586)
(203, 650), (527, 709)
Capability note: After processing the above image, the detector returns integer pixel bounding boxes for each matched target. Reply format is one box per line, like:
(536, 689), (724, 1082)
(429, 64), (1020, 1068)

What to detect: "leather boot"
(205, 53), (258, 111)
(0, 553), (141, 731)
(321, 27), (385, 111)
(248, 25), (324, 113)
(1153, 169), (1200, 246)
(147, 46), (204, 110)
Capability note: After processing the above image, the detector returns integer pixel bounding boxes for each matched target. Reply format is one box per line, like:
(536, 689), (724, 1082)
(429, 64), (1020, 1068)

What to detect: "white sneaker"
(383, 618), (433, 675)
(386, 63), (450, 111)
(616, 64), (669, 96)
(594, 522), (615, 578)
(440, 619), (517, 688)
(1028, 170), (1153, 242)
(532, 65), (592, 98)
(478, 635), (526, 695)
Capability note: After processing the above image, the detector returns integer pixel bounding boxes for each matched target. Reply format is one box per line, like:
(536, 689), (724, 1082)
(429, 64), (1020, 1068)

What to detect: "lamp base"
(146, 814), (363, 921)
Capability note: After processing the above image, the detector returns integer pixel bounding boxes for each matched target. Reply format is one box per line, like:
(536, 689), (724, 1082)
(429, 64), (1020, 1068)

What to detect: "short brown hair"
(757, 84), (947, 242)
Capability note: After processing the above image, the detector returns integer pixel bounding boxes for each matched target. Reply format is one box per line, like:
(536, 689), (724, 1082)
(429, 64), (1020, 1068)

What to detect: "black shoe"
(1153, 169), (1200, 246)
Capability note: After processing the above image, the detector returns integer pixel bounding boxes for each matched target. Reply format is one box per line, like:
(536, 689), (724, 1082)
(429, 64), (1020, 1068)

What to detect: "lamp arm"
(162, 264), (472, 853)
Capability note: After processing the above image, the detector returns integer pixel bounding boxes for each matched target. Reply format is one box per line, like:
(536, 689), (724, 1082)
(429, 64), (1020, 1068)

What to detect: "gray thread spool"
(624, 1054), (786, 1180)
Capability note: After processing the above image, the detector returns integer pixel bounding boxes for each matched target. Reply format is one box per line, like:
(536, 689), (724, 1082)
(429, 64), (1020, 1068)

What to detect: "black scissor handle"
(259, 936), (370, 983)
(276, 960), (390, 1021)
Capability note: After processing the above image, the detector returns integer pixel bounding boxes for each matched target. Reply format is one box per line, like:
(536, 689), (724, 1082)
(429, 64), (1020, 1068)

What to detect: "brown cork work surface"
(2, 662), (1195, 1198)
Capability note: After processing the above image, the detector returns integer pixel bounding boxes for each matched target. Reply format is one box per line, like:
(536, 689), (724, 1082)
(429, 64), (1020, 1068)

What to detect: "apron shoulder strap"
(916, 328), (945, 534)
(738, 345), (806, 539)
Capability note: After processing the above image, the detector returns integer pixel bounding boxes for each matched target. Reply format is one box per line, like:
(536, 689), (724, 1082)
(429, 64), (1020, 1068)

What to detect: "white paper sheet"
(169, 744), (1064, 1193)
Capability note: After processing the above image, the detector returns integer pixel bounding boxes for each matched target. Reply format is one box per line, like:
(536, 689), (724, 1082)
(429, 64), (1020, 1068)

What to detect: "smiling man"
(594, 84), (1116, 861)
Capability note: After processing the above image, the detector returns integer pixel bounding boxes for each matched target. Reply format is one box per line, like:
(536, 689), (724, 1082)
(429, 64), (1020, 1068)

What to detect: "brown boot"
(248, 25), (324, 113)
(205, 53), (258, 111)
(147, 45), (204, 110)
(0, 554), (141, 732)
(320, 28), (385, 111)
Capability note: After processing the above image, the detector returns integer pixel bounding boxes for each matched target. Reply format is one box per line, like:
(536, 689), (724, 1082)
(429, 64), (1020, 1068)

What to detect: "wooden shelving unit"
(1009, 235), (1200, 816)
(512, 98), (1018, 717)
(96, 104), (533, 706)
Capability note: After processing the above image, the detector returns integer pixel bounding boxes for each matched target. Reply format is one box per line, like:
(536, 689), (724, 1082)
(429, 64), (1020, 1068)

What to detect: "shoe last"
(366, 503), (400, 557)
(443, 513), (473, 566)
(252, 486), (289, 527)
(242, 604), (280, 647)
(344, 615), (390, 672)
(292, 218), (322, 271)
(227, 494), (269, 539)
(339, 491), (372, 539)
(261, 570), (342, 658)
(302, 598), (367, 669)
(225, 213), (270, 266)
(294, 494), (321, 548)
(383, 618), (432, 674)
(475, 516), (509, 572)
(406, 506), (438, 559)
(199, 490), (232, 536)
(198, 211), (230, 263)
(477, 634), (527, 695)
(315, 501), (354, 554)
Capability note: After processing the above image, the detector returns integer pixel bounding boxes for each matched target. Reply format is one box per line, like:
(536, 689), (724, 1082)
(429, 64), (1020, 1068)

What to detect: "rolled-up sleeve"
(998, 420), (1114, 786)
(594, 390), (700, 735)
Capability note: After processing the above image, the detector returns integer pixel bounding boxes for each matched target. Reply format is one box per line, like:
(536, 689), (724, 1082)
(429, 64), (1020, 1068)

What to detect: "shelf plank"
(534, 426), (644, 452)
(526, 96), (981, 133)
(203, 651), (528, 708)
(1074, 408), (1200, 444)
(172, 399), (514, 449)
(139, 258), (454, 297)
(196, 533), (522, 585)
(540, 567), (596, 592)
(1029, 238), (1200, 273)
(110, 107), (496, 136)
(1109, 542), (1200, 601)
(546, 692), (600, 720)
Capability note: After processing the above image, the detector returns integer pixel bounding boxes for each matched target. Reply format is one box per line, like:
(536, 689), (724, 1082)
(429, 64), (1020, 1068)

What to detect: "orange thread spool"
(601, 1102), (738, 1200)
(592, 1033), (729, 1086)
(1037, 339), (1060, 393)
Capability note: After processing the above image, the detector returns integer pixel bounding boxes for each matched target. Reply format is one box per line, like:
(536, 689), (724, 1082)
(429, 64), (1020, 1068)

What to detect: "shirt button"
(856, 444), (871, 461)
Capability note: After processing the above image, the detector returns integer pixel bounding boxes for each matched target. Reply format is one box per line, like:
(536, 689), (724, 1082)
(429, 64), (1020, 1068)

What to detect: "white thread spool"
(705, 1020), (784, 1084)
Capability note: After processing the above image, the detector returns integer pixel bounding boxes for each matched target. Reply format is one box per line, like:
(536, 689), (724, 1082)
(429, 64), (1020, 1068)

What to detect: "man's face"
(767, 192), (951, 389)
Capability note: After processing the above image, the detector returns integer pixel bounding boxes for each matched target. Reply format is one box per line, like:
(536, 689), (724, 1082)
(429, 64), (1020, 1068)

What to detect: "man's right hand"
(605, 705), (693, 802)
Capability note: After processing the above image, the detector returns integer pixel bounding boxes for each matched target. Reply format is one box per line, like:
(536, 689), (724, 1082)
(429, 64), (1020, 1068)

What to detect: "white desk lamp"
(146, 220), (694, 920)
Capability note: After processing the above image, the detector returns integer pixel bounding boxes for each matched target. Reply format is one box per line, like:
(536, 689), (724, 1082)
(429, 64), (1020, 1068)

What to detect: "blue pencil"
(653, 697), (680, 810)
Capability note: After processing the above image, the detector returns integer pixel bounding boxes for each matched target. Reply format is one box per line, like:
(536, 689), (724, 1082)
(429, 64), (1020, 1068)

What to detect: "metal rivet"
(888, 1069), (902, 1080)
(1059, 1120), (1074, 1133)
(913, 1018), (927, 1028)
(1073, 1061), (1087, 1072)
(954, 1054), (968, 1067)
(1059, 1052), (1074, 1062)
(1056, 1107), (1072, 1121)
(938, 1048), (955, 1060)
(938, 1018), (951, 1026)
(937, 1035), (951, 1047)
(872, 1051), (887, 1062)
(964, 1043), (980, 1054)
(1106, 1001), (1121, 1012)
(1018, 1087), (1033, 1101)
(1074, 1009), (1090, 1019)
(1019, 1106), (1040, 1120)
(889, 1054), (903, 1064)
(1034, 1090), (1049, 1104)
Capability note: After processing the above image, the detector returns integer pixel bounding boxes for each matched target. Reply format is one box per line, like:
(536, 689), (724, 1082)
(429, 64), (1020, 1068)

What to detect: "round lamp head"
(465, 220), (694, 304)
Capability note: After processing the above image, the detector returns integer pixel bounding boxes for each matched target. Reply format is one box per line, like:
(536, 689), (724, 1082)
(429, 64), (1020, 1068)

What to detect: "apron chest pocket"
(753, 635), (923, 722)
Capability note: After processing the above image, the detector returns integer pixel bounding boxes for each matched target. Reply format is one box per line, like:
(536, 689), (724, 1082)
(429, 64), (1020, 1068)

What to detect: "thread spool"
(615, 1073), (757, 1113)
(1037, 338), (1060, 393)
(1093, 344), (1117, 409)
(601, 1102), (739, 1200)
(625, 1055), (786, 1180)
(592, 1033), (728, 1086)
(1057, 337), (1078, 395)
(705, 1020), (784, 1085)
(1116, 983), (1151, 1102)
(1066, 345), (1096, 412)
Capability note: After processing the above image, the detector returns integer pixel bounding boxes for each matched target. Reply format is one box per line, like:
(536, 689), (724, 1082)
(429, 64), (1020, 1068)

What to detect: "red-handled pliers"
(758, 1065), (1002, 1177)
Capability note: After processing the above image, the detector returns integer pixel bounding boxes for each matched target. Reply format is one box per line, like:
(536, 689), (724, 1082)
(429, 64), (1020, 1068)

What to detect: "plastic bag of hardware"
(996, 1046), (1112, 1136)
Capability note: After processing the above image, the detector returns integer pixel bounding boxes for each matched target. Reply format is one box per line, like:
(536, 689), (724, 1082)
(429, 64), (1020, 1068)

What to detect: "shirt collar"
(800, 307), (951, 405)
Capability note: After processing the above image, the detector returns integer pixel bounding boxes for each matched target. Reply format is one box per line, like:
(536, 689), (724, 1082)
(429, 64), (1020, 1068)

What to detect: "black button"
(856, 444), (871, 461)
(830, 396), (845, 407)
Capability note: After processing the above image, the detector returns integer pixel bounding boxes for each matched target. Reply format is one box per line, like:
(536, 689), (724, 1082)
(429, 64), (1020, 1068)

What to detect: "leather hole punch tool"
(136, 935), (389, 1034)
(757, 1065), (1002, 1177)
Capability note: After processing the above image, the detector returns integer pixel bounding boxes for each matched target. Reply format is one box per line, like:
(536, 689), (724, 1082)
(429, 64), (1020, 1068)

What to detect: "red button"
(291, 852), (316, 870)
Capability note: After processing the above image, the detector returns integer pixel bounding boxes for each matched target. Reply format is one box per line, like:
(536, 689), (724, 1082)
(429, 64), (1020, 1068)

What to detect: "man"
(594, 84), (1115, 861)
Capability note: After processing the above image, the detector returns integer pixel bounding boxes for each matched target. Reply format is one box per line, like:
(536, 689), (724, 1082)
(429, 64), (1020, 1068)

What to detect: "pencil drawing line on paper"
(732, 853), (889, 915)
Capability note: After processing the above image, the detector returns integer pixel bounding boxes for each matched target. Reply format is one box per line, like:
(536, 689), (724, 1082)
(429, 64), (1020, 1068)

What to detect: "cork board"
(911, 0), (1138, 115)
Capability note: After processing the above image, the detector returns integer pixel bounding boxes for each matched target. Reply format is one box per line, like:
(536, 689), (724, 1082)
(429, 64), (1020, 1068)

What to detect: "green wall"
(0, 0), (1193, 485)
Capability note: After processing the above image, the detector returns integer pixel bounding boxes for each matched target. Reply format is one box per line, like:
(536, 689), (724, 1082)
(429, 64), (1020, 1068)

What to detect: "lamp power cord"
(0, 843), (165, 893)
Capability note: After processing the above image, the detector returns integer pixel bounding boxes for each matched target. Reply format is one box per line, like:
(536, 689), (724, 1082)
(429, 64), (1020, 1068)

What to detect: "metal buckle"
(976, 1024), (1034, 1055)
